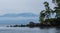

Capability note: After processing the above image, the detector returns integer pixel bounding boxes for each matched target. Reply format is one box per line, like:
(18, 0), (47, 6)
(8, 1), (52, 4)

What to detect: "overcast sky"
(0, 0), (56, 24)
(0, 0), (55, 15)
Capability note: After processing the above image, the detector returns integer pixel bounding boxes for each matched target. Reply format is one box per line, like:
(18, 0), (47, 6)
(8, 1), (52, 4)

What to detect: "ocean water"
(0, 27), (60, 33)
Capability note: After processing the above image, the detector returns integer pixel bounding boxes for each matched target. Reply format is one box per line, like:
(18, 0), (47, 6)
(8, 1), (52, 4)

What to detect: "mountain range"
(0, 13), (39, 25)
(0, 13), (39, 17)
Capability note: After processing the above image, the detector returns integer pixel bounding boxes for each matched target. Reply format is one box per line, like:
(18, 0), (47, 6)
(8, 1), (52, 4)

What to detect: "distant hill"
(0, 19), (39, 25)
(0, 13), (39, 17)
(0, 13), (39, 25)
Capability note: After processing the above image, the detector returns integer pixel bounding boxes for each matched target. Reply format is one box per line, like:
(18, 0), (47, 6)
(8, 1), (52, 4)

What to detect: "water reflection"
(39, 28), (56, 33)
(39, 27), (60, 33)
(0, 27), (60, 33)
(56, 28), (60, 33)
(20, 27), (60, 33)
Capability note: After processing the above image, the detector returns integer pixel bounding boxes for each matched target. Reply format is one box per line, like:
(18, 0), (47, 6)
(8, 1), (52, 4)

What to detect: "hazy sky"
(0, 0), (55, 15)
(0, 0), (55, 21)
(0, 0), (56, 24)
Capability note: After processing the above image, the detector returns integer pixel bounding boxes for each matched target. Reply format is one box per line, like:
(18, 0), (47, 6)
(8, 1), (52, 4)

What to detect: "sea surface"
(0, 27), (60, 33)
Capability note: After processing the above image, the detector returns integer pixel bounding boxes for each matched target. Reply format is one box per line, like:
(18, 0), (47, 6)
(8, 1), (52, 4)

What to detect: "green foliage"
(39, 1), (55, 24)
(39, 0), (60, 27)
(39, 10), (45, 23)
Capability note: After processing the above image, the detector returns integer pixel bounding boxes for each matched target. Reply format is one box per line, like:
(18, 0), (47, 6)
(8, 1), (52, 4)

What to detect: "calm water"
(0, 27), (60, 33)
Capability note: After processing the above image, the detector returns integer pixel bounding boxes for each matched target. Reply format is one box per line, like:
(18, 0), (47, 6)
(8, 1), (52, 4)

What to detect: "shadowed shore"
(6, 18), (60, 28)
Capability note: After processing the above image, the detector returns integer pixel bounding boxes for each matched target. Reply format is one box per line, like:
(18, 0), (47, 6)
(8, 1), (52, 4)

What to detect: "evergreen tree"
(52, 0), (60, 18)
(39, 10), (46, 23)
(39, 2), (54, 24)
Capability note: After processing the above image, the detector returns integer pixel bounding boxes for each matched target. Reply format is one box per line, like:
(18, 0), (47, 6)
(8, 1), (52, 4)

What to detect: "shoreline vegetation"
(7, 0), (60, 28)
(6, 18), (60, 28)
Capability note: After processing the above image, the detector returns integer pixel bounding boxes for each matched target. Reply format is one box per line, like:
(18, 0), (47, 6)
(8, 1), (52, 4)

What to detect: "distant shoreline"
(6, 22), (60, 28)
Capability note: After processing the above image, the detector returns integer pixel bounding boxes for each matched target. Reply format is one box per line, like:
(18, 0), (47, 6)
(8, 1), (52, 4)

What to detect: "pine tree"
(52, 0), (60, 18)
(39, 2), (54, 24)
